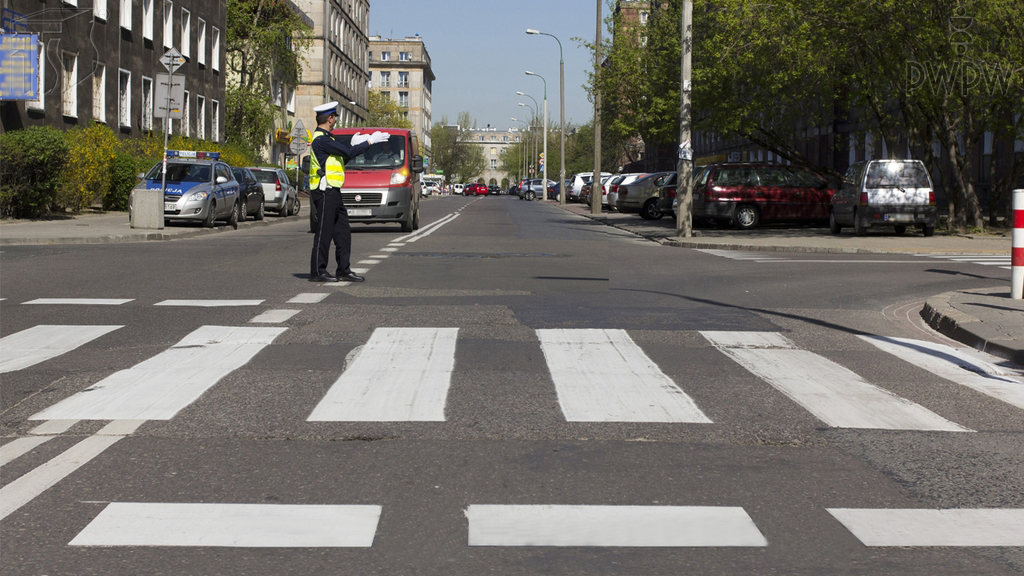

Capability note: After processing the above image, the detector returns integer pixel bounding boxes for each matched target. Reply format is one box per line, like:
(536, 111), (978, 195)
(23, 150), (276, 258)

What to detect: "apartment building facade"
(368, 35), (433, 150)
(0, 0), (226, 141)
(463, 126), (520, 187)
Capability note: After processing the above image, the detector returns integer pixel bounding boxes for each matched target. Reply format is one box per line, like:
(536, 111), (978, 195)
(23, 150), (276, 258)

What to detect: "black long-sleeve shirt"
(310, 127), (371, 176)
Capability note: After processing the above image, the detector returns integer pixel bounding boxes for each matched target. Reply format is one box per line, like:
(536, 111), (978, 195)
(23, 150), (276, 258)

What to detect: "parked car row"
(516, 178), (556, 200)
(129, 151), (300, 228)
(602, 159), (936, 236)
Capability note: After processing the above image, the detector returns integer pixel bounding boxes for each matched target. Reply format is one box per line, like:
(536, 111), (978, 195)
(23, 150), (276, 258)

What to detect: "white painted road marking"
(0, 437), (52, 467)
(0, 325), (122, 374)
(701, 331), (970, 431)
(287, 293), (329, 304)
(69, 503), (382, 547)
(308, 327), (459, 421)
(861, 335), (1024, 410)
(22, 298), (133, 305)
(155, 300), (264, 307)
(537, 329), (711, 423)
(828, 508), (1024, 546)
(249, 309), (301, 323)
(29, 326), (286, 421)
(466, 505), (768, 547)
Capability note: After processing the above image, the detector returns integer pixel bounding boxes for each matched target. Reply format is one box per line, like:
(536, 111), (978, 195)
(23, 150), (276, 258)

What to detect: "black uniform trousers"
(310, 187), (352, 277)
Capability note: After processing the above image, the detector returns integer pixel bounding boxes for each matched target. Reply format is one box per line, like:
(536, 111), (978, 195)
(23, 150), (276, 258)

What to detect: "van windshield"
(332, 134), (407, 169)
(866, 162), (930, 189)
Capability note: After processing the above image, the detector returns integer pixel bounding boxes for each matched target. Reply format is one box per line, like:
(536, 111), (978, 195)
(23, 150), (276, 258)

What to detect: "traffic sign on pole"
(159, 48), (186, 74)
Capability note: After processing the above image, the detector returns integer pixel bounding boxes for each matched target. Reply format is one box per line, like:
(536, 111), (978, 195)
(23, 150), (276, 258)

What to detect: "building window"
(181, 9), (190, 58)
(197, 18), (206, 66)
(212, 27), (220, 71)
(118, 69), (131, 127)
(163, 1), (173, 49)
(398, 91), (408, 107)
(399, 51), (410, 61)
(181, 89), (190, 136)
(490, 147), (497, 155)
(142, 76), (153, 130)
(196, 95), (206, 140)
(143, 0), (153, 39)
(62, 51), (78, 117)
(211, 99), (219, 142)
(380, 51), (390, 61)
(94, 0), (107, 20)
(28, 42), (44, 110)
(379, 71), (390, 87)
(398, 71), (408, 87)
(287, 88), (295, 113)
(271, 79), (282, 107)
(120, 0), (131, 29)
(490, 159), (498, 169)
(92, 62), (106, 122)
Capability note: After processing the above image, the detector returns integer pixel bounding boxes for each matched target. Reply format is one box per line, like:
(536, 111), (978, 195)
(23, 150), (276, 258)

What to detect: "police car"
(130, 151), (241, 227)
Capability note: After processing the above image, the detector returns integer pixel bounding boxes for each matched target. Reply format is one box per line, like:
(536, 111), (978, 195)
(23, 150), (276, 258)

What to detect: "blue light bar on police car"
(167, 150), (220, 160)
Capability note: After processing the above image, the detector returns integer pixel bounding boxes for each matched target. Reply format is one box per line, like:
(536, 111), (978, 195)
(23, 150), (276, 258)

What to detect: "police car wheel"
(202, 202), (216, 228)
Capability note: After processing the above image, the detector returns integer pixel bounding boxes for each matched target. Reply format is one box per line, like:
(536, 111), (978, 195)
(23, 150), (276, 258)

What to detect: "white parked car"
(247, 167), (299, 216)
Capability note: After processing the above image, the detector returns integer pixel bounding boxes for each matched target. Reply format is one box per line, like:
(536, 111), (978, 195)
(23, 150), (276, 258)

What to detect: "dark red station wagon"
(692, 163), (835, 229)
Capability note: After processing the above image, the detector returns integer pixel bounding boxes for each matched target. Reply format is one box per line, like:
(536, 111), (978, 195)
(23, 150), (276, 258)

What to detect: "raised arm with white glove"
(368, 131), (390, 145)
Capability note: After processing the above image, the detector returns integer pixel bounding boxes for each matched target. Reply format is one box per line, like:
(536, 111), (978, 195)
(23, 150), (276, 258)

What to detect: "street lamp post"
(512, 117), (528, 184)
(518, 99), (537, 179)
(526, 29), (565, 205)
(526, 71), (548, 201)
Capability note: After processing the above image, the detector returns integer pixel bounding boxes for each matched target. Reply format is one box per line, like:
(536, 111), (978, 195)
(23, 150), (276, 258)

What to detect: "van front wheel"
(733, 204), (759, 229)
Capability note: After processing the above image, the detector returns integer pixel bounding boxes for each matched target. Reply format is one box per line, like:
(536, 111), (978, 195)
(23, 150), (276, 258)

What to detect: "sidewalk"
(552, 200), (1022, 365)
(0, 200), (1020, 365)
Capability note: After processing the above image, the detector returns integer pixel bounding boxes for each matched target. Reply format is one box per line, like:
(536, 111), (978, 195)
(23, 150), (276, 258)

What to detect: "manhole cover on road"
(399, 252), (564, 259)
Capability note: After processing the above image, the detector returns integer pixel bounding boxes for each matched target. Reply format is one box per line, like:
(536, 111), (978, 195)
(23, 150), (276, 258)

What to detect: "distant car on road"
(489, 185), (502, 195)
(464, 182), (489, 196)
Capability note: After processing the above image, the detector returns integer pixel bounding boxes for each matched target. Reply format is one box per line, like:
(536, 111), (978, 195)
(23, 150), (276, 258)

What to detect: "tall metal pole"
(592, 0), (602, 215)
(676, 0), (694, 237)
(527, 71), (548, 200)
(526, 30), (566, 204)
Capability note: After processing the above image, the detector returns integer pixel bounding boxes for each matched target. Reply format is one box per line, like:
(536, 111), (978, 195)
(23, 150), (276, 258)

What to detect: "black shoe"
(336, 271), (365, 282)
(309, 273), (339, 283)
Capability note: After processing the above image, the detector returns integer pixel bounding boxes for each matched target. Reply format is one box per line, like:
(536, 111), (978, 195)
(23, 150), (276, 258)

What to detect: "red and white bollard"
(1013, 189), (1023, 299)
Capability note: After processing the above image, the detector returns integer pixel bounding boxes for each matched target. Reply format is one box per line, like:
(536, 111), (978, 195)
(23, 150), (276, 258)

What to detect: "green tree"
(359, 91), (413, 130)
(225, 0), (312, 154)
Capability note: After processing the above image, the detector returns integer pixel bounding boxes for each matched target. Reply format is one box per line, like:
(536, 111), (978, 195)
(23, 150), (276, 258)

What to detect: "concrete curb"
(921, 290), (1024, 365)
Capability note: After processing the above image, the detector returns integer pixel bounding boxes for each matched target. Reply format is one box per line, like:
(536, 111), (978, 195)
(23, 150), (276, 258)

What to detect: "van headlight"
(391, 168), (409, 186)
(187, 191), (209, 201)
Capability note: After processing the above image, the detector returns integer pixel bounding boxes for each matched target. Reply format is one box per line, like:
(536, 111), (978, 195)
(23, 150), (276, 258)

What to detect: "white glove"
(350, 132), (370, 146)
(368, 131), (390, 145)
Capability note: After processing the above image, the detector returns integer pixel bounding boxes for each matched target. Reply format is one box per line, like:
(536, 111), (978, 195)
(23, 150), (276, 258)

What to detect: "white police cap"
(313, 101), (339, 114)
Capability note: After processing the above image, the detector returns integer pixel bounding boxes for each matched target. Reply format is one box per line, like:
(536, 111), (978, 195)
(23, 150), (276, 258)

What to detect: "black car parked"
(231, 167), (266, 222)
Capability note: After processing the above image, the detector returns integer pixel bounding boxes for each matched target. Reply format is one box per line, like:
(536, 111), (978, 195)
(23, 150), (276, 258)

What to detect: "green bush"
(0, 126), (69, 218)
(58, 123), (119, 211)
(104, 151), (139, 211)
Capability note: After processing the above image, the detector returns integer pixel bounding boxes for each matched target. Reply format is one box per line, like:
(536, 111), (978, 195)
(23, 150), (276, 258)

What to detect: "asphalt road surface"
(2, 195), (1022, 575)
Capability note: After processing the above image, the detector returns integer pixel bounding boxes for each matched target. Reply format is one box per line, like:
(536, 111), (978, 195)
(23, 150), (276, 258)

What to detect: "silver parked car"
(248, 167), (299, 216)
(130, 151), (240, 228)
(615, 172), (672, 218)
(829, 159), (937, 236)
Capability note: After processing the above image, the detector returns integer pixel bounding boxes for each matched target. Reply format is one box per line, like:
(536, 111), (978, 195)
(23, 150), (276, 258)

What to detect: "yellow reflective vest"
(309, 131), (346, 189)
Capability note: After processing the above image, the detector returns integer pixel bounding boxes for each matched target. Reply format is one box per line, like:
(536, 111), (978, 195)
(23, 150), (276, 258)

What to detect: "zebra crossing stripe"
(701, 331), (970, 431)
(0, 325), (122, 374)
(537, 329), (711, 423)
(0, 437), (52, 467)
(860, 336), (1024, 410)
(249, 309), (301, 323)
(308, 327), (458, 422)
(466, 505), (767, 547)
(155, 300), (264, 307)
(287, 293), (329, 304)
(29, 326), (286, 421)
(0, 435), (124, 520)
(828, 508), (1024, 546)
(22, 298), (133, 305)
(69, 503), (382, 547)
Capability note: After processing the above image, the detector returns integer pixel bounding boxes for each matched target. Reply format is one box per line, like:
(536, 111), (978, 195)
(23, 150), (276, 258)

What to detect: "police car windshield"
(145, 163), (212, 182)
(334, 134), (406, 169)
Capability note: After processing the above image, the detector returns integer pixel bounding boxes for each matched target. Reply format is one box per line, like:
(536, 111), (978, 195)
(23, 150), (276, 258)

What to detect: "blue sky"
(369, 0), (602, 131)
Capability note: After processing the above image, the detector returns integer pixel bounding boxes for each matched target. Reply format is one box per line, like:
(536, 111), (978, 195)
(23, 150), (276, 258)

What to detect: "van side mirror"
(411, 155), (424, 174)
(301, 156), (310, 174)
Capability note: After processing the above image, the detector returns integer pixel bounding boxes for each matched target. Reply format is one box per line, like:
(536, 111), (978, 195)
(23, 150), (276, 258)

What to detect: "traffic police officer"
(308, 101), (388, 282)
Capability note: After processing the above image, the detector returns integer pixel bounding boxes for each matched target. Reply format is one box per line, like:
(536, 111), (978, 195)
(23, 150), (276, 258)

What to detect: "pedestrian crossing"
(919, 253), (1013, 269)
(4, 322), (1024, 551)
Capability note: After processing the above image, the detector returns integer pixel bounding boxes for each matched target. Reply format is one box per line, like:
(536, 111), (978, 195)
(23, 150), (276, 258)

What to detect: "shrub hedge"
(0, 125), (262, 218)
